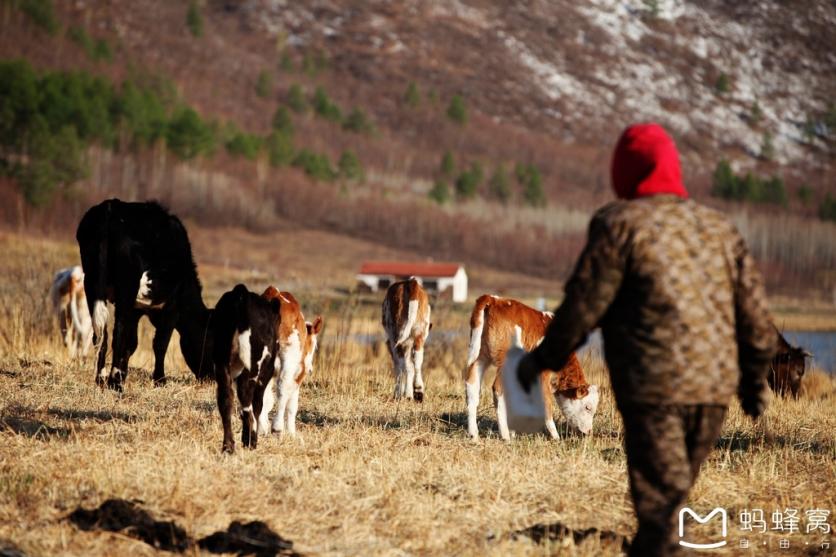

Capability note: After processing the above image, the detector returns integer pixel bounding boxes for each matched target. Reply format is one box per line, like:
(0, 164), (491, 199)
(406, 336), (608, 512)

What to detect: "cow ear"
(269, 298), (280, 314)
(306, 317), (323, 336)
(311, 316), (323, 335)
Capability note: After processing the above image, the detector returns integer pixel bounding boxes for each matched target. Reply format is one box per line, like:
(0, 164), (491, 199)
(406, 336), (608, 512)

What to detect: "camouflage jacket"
(531, 195), (777, 405)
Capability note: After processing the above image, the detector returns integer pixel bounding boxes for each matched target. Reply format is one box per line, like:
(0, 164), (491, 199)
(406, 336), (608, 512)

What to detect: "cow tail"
(396, 278), (420, 346)
(466, 295), (492, 366)
(67, 268), (86, 335)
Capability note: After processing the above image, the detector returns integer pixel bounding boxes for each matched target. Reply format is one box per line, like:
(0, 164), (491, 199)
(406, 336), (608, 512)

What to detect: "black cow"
(212, 284), (280, 453)
(76, 199), (213, 390)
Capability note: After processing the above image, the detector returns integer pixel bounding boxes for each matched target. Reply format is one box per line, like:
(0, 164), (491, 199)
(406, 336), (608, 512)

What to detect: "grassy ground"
(0, 232), (834, 556)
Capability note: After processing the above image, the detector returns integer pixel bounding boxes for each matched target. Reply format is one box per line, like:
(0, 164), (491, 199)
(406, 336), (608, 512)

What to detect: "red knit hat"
(611, 123), (689, 200)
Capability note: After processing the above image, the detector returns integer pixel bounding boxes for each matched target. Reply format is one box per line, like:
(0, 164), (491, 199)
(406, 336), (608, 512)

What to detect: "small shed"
(356, 261), (468, 303)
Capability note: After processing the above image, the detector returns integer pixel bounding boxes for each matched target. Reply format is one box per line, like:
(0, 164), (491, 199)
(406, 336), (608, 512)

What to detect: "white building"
(356, 261), (468, 303)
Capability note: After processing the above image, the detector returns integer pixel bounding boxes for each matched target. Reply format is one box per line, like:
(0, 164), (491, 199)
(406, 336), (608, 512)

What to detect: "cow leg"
(89, 298), (108, 385)
(272, 354), (294, 434)
(78, 300), (93, 357)
(94, 326), (109, 387)
(80, 330), (92, 357)
(273, 384), (290, 435)
(149, 312), (175, 386)
(108, 308), (139, 392)
(236, 375), (258, 449)
(412, 334), (426, 403)
(70, 312), (82, 358)
(493, 389), (512, 441)
(391, 341), (407, 399)
(60, 309), (70, 347)
(259, 377), (276, 435)
(251, 378), (268, 444)
(493, 356), (511, 441)
(464, 355), (488, 439)
(403, 341), (416, 400)
(60, 308), (73, 354)
(542, 373), (560, 440)
(216, 367), (235, 453)
(287, 386), (300, 437)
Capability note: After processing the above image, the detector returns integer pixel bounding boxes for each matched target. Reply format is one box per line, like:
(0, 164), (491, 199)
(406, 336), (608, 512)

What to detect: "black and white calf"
(76, 199), (213, 391)
(212, 284), (280, 453)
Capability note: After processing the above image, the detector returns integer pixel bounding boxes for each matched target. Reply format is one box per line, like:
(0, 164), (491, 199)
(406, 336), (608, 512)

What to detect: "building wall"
(355, 268), (468, 302)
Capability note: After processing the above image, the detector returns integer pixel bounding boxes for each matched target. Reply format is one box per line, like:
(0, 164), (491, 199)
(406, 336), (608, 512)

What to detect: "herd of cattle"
(48, 199), (812, 452)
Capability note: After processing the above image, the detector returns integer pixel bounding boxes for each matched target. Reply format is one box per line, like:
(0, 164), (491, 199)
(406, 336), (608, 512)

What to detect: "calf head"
(555, 384), (600, 435)
(179, 307), (215, 382)
(770, 338), (810, 398)
(303, 316), (324, 377)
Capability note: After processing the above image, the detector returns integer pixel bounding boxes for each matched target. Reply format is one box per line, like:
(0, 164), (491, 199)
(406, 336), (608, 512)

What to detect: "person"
(517, 123), (777, 557)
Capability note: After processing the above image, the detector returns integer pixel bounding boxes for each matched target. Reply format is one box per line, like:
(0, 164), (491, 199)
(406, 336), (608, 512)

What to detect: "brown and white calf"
(382, 278), (431, 401)
(464, 294), (599, 440)
(49, 266), (93, 357)
(258, 287), (323, 437)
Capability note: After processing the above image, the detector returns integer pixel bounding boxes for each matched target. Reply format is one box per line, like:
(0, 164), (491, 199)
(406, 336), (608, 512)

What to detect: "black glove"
(739, 384), (769, 419)
(516, 352), (543, 393)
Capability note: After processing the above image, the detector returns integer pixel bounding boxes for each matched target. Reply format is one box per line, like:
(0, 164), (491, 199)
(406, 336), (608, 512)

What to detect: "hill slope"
(0, 0), (834, 295)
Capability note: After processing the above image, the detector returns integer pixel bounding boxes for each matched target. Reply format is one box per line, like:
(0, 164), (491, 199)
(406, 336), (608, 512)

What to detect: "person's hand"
(739, 386), (769, 419)
(516, 352), (542, 393)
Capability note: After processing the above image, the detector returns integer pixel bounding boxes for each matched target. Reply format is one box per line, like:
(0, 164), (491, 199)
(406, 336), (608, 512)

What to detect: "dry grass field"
(0, 231), (834, 556)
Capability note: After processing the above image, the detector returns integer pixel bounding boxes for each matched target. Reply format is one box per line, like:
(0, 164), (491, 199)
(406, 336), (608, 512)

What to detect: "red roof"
(358, 261), (462, 278)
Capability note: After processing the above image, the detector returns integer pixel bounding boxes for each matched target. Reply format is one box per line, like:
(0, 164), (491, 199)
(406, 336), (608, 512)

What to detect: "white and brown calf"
(259, 287), (323, 437)
(465, 294), (600, 440)
(382, 278), (431, 402)
(49, 266), (93, 357)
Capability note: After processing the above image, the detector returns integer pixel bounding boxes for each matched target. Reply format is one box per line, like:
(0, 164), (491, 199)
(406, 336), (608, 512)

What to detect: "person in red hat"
(518, 123), (777, 556)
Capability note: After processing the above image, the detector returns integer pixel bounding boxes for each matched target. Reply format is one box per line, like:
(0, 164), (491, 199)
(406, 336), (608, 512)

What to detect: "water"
(782, 331), (836, 375)
(579, 330), (836, 375)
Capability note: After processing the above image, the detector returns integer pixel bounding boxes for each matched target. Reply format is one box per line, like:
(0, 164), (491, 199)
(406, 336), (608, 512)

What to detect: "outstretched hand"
(739, 385), (769, 420)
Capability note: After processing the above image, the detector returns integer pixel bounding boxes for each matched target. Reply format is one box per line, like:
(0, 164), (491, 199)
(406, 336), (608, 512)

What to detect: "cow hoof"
(221, 442), (235, 454)
(152, 376), (167, 387)
(413, 391), (424, 403)
(106, 379), (124, 393)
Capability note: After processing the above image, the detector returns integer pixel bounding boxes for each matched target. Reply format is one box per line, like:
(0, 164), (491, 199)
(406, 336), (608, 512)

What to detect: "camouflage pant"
(619, 404), (727, 557)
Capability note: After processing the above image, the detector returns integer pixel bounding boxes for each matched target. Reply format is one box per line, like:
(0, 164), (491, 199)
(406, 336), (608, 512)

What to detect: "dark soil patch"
(68, 499), (191, 552)
(199, 520), (300, 556)
(511, 521), (630, 552)
(68, 499), (300, 556)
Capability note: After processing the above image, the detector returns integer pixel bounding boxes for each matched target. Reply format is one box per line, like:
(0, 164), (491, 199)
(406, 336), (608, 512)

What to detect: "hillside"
(0, 0), (835, 296)
(245, 0), (836, 167)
